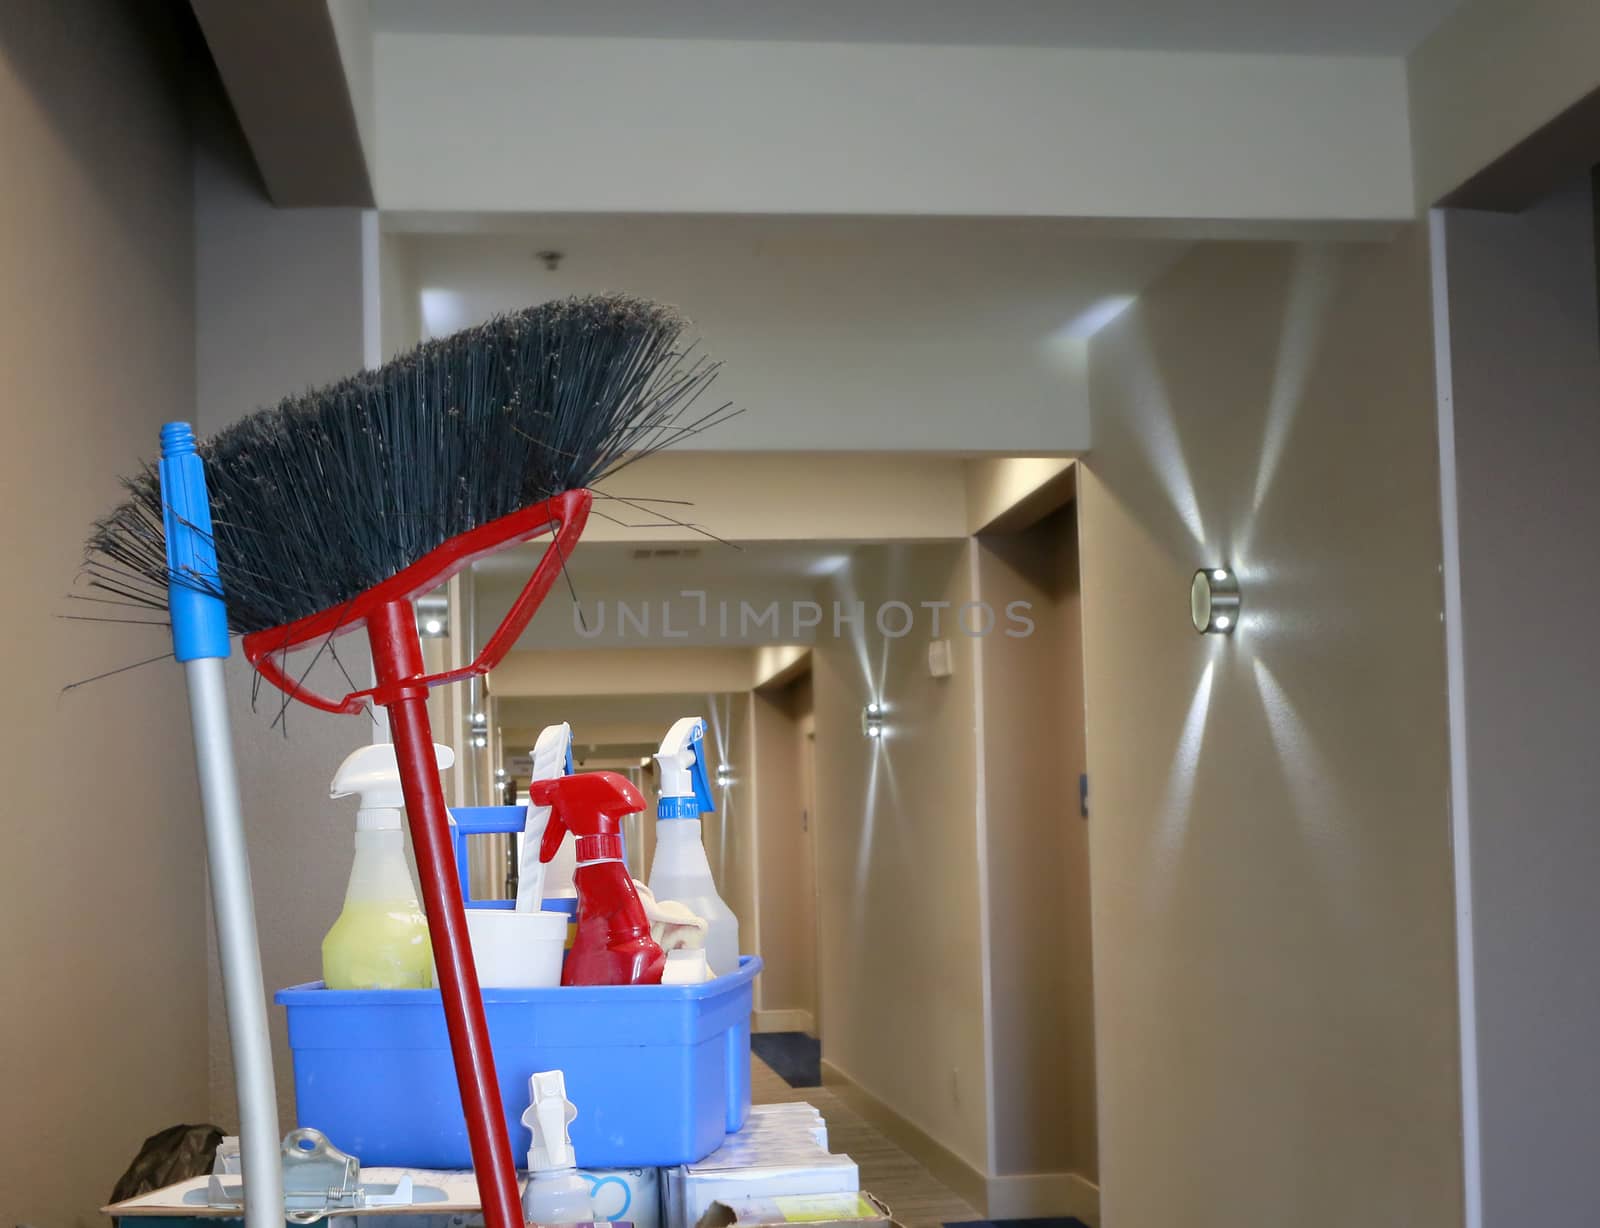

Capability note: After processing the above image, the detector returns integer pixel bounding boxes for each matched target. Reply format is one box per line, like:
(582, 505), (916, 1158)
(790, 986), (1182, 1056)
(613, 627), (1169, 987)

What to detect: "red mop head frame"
(241, 488), (590, 713)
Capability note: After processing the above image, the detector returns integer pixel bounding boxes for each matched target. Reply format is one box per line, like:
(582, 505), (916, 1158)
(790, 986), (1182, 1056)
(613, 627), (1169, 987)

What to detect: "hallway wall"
(1436, 179), (1600, 1226)
(0, 3), (207, 1222)
(974, 507), (1097, 1198)
(193, 92), (371, 1131)
(1080, 231), (1462, 1227)
(752, 684), (818, 1025)
(700, 690), (756, 978)
(812, 544), (991, 1174)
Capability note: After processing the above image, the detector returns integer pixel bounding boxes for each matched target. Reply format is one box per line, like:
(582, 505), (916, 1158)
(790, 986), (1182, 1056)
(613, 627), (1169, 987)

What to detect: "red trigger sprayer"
(533, 772), (666, 987)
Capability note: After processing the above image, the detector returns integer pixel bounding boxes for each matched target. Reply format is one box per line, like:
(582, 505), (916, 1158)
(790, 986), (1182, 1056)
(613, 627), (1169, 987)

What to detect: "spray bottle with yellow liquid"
(321, 741), (452, 989)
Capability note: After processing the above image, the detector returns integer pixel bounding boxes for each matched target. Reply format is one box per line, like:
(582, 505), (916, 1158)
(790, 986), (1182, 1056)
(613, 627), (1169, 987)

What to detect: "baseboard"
(819, 1060), (1101, 1226)
(752, 1008), (816, 1034)
(820, 1059), (989, 1213)
(985, 1172), (1100, 1227)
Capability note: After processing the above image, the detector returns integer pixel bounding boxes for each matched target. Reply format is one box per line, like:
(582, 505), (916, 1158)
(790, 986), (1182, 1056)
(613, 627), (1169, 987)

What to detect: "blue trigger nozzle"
(688, 720), (714, 815)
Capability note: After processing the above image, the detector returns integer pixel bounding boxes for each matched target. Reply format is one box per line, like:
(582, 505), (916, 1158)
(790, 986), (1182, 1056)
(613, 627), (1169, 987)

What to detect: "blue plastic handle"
(158, 421), (229, 662)
(449, 805), (597, 911)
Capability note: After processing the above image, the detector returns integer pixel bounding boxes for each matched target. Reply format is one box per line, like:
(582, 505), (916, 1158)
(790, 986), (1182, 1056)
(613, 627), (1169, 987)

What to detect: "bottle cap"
(332, 741), (455, 828)
(654, 717), (713, 820)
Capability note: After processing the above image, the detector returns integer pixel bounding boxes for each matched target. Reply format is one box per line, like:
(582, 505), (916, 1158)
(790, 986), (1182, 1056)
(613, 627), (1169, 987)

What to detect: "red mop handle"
(367, 600), (523, 1228)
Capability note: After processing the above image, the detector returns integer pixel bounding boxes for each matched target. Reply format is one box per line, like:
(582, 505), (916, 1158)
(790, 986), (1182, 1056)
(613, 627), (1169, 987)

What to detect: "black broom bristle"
(82, 294), (730, 636)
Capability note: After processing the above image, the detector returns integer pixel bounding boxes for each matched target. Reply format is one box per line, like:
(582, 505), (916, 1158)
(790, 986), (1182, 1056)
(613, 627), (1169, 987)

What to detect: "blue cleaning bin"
(277, 806), (758, 1169)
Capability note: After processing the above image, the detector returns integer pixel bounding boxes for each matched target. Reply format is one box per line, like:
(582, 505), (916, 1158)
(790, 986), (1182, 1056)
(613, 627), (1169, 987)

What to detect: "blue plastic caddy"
(276, 806), (758, 1169)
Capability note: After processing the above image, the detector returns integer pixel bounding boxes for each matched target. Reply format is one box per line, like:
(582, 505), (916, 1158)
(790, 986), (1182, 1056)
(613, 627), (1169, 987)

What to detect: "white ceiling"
(370, 0), (1461, 57)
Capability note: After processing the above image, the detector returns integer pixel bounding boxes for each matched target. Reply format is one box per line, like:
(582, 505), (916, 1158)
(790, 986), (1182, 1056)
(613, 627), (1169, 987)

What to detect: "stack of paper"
(662, 1105), (857, 1228)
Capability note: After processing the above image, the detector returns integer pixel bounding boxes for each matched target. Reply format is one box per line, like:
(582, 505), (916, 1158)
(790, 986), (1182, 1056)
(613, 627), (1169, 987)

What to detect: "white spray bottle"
(321, 741), (452, 990)
(520, 1069), (598, 1226)
(647, 717), (739, 977)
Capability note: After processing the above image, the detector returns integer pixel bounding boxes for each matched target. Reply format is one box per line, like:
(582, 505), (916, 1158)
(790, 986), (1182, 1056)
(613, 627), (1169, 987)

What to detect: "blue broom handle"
(160, 423), (283, 1228)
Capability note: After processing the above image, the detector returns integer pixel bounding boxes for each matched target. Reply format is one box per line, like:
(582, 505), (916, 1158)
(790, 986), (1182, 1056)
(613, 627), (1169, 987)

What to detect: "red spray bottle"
(533, 771), (666, 987)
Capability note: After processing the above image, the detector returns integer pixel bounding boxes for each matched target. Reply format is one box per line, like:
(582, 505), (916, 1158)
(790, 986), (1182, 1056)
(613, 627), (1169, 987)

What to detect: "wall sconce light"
(1191, 567), (1241, 634)
(715, 763), (734, 788)
(468, 713), (489, 750)
(494, 767), (507, 779)
(416, 594), (449, 638)
(861, 702), (885, 739)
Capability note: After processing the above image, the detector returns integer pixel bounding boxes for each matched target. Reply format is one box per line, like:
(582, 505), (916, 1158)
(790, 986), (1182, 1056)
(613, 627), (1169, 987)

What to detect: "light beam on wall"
(418, 288), (474, 339)
(704, 692), (732, 884)
(1250, 656), (1360, 918)
(1144, 659), (1217, 909)
(1113, 316), (1208, 551)
(1246, 245), (1340, 542)
(1048, 294), (1139, 343)
(854, 736), (883, 909)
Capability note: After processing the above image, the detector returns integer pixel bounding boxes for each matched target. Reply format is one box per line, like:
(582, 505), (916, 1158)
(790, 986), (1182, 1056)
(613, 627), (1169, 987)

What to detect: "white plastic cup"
(457, 909), (567, 988)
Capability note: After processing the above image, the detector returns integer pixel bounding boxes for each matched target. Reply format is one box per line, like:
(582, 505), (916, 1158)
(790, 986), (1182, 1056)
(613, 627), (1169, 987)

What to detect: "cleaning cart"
(279, 803), (760, 1170)
(85, 296), (736, 1226)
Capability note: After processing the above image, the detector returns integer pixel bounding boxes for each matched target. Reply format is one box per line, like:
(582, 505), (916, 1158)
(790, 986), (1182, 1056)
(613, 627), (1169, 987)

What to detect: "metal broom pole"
(160, 421), (283, 1228)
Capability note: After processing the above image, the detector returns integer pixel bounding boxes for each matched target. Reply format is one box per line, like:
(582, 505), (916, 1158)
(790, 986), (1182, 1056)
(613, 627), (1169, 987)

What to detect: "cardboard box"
(696, 1192), (893, 1228)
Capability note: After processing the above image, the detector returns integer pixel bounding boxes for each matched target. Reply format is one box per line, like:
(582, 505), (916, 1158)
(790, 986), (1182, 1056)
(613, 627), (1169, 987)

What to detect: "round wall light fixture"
(416, 593), (450, 638)
(715, 763), (734, 788)
(1191, 567), (1241, 634)
(861, 702), (885, 739)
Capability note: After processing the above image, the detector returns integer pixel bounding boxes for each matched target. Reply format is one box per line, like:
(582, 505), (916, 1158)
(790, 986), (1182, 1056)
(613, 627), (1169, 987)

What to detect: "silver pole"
(184, 656), (283, 1228)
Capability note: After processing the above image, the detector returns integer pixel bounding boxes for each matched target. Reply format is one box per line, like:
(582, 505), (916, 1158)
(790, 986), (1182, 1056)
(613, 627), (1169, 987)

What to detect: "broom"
(154, 422), (283, 1228)
(85, 294), (728, 1228)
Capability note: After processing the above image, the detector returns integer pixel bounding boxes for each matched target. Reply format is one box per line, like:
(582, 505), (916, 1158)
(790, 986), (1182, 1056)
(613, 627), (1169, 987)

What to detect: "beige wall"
(493, 647), (760, 698)
(0, 3), (207, 1222)
(193, 93), (371, 1131)
(378, 230), (420, 359)
(974, 507), (1097, 1190)
(1080, 232), (1461, 1226)
(813, 544), (991, 1172)
(965, 458), (1077, 534)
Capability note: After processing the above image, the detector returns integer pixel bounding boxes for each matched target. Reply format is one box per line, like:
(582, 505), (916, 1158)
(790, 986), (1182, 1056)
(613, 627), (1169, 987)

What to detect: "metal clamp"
(208, 1129), (417, 1223)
